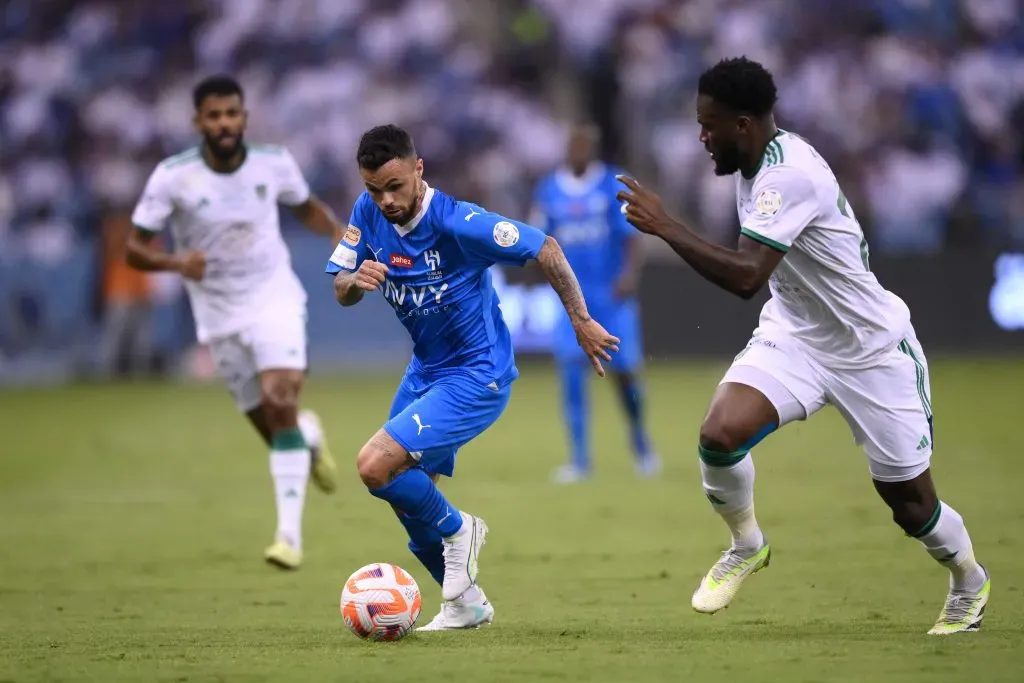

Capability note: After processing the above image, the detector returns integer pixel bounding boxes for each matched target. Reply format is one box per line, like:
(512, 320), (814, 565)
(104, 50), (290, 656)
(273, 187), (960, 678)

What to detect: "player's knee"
(356, 444), (396, 489)
(698, 417), (749, 454)
(261, 380), (300, 428)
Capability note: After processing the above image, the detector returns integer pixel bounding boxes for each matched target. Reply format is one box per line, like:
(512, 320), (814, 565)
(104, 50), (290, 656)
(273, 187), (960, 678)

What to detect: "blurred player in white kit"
(127, 75), (344, 570)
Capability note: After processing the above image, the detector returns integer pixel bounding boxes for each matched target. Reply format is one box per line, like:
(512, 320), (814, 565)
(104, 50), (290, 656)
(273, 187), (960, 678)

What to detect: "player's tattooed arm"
(291, 196), (343, 239)
(616, 176), (784, 299)
(536, 236), (591, 323)
(333, 271), (365, 306)
(536, 236), (621, 377)
(334, 260), (389, 306)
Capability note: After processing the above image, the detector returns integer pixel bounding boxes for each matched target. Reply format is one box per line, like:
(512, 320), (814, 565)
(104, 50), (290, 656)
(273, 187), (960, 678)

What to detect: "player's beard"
(393, 180), (426, 226)
(206, 131), (244, 161)
(711, 142), (742, 176)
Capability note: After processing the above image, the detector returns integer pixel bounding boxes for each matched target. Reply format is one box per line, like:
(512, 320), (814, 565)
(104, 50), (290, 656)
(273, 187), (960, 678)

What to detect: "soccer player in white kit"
(617, 57), (989, 635)
(126, 76), (344, 570)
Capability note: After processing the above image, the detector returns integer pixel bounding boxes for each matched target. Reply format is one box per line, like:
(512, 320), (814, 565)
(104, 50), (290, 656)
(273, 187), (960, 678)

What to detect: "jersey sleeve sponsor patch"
(343, 225), (362, 246)
(493, 221), (520, 248)
(755, 189), (783, 217)
(330, 243), (358, 270)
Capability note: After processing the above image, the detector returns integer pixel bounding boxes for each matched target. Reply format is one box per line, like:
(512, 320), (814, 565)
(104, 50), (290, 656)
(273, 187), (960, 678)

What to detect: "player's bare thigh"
(702, 337), (824, 454)
(357, 428), (418, 489)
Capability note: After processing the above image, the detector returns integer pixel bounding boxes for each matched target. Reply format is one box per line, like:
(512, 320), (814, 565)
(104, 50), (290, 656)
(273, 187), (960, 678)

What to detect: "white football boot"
(441, 512), (487, 601)
(417, 587), (494, 631)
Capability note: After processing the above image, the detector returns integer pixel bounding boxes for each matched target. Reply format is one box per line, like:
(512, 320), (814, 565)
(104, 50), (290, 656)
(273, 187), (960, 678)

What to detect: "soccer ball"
(340, 563), (422, 641)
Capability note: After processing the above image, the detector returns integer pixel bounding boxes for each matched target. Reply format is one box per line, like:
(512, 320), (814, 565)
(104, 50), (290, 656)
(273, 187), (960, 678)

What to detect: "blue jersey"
(326, 184), (547, 384)
(531, 163), (634, 305)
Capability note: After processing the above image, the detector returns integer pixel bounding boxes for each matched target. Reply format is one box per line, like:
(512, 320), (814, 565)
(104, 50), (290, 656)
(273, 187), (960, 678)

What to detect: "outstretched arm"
(534, 236), (620, 376)
(616, 175), (785, 299)
(535, 236), (591, 324)
(648, 224), (782, 300)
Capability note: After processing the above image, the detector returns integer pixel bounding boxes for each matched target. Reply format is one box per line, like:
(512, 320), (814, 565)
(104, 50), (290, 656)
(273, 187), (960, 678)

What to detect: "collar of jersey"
(554, 162), (606, 196)
(743, 130), (784, 180)
(393, 184), (435, 237)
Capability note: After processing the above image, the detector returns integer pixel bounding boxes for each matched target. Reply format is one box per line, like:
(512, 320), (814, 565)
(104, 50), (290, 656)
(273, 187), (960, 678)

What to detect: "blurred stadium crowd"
(1, 0), (1022, 375)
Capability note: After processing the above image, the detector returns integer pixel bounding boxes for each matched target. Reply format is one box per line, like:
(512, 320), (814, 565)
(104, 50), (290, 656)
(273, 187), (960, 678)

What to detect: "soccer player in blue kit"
(532, 123), (659, 484)
(326, 125), (619, 631)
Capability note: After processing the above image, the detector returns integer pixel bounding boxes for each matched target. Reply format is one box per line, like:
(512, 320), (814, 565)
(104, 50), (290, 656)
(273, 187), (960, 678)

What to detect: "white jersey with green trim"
(131, 144), (310, 343)
(735, 130), (911, 369)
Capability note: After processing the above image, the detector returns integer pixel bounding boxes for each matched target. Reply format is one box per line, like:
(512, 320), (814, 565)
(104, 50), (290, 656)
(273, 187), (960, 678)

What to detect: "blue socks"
(615, 374), (652, 459)
(560, 360), (590, 471)
(370, 467), (463, 537)
(397, 510), (445, 585)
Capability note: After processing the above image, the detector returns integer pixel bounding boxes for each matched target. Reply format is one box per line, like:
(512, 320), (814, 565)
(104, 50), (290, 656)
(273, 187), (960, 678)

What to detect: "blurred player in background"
(618, 57), (989, 635)
(531, 123), (658, 484)
(126, 76), (344, 570)
(327, 124), (618, 631)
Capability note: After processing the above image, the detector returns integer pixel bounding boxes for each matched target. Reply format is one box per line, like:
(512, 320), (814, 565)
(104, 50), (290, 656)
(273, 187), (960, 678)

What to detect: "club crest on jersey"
(424, 250), (441, 271)
(424, 250), (444, 281)
(390, 253), (414, 268)
(343, 225), (362, 246)
(493, 221), (520, 248)
(255, 184), (267, 200)
(755, 190), (782, 217)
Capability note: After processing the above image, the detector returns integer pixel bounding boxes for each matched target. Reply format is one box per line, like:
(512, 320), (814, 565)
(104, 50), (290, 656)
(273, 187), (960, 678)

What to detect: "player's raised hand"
(175, 250), (206, 281)
(616, 175), (673, 237)
(574, 319), (620, 378)
(354, 260), (389, 291)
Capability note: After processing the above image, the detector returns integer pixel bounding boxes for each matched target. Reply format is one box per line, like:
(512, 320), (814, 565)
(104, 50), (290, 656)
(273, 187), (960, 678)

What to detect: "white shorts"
(722, 330), (934, 482)
(206, 310), (308, 412)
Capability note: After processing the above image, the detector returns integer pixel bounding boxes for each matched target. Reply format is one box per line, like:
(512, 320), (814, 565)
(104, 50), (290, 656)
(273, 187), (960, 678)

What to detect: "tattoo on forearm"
(539, 239), (590, 323)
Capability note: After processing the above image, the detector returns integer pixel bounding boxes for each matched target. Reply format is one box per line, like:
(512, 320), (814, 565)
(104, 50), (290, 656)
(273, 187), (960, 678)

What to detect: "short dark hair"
(357, 124), (416, 171)
(193, 75), (244, 110)
(698, 57), (777, 117)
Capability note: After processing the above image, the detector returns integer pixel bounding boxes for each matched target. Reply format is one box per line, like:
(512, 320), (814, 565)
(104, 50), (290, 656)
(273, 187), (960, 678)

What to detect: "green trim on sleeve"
(740, 227), (789, 253)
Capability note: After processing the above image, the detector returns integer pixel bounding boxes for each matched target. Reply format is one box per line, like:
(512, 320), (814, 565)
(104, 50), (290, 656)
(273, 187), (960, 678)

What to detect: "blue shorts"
(554, 299), (643, 372)
(383, 370), (512, 478)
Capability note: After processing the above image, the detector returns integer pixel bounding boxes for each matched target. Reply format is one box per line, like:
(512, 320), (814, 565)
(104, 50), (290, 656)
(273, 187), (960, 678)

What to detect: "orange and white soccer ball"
(340, 563), (422, 641)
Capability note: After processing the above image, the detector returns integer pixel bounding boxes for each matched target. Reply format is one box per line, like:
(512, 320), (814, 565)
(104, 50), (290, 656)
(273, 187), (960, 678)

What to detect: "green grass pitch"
(1, 358), (1022, 682)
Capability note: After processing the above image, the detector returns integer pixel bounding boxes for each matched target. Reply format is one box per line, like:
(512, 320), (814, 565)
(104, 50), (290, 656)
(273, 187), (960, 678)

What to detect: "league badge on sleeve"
(755, 190), (782, 217)
(493, 221), (520, 248)
(343, 226), (362, 246)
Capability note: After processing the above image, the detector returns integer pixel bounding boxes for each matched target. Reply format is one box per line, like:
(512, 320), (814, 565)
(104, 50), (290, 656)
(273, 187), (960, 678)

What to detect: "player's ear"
(415, 157), (424, 179)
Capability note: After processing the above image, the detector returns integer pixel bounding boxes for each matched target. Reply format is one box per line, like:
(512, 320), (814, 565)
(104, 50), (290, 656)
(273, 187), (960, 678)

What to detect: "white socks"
(915, 501), (986, 593)
(700, 453), (765, 554)
(270, 428), (311, 550)
(298, 410), (323, 451)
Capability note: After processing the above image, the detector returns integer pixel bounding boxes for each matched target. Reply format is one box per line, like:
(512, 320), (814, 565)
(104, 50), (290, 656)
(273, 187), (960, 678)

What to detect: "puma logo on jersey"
(465, 210), (479, 221)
